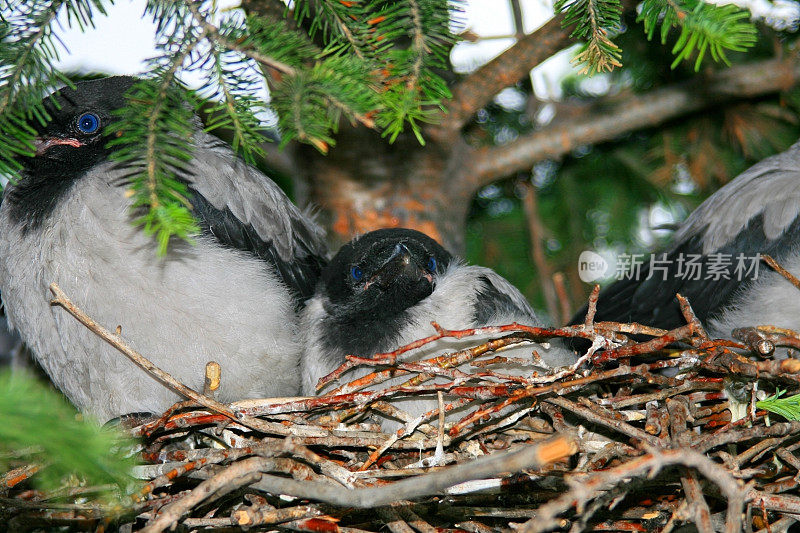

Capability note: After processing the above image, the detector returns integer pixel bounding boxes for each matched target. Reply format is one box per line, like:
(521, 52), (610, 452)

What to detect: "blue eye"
(427, 256), (437, 272)
(77, 113), (100, 134)
(351, 266), (363, 281)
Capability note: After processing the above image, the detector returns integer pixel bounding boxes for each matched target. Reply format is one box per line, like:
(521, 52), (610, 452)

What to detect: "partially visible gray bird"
(571, 140), (800, 338)
(301, 228), (576, 425)
(0, 77), (328, 421)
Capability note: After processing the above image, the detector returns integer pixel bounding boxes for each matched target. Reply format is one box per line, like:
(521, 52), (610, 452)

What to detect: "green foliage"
(202, 16), (270, 164)
(374, 0), (455, 144)
(557, 0), (758, 74)
(555, 0), (623, 75)
(0, 0), (460, 251)
(638, 0), (758, 70)
(0, 370), (137, 495)
(242, 15), (319, 70)
(293, 0), (371, 54)
(271, 55), (378, 151)
(757, 389), (800, 421)
(105, 78), (201, 256)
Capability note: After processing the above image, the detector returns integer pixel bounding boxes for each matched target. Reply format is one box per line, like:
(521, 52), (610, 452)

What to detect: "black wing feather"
(189, 189), (326, 303)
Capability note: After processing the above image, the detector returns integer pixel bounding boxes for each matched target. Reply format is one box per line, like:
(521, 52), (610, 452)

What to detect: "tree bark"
(293, 127), (475, 252)
(429, 14), (571, 141)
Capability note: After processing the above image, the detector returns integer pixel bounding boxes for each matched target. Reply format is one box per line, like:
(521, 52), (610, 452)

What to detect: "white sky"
(53, 0), (159, 77)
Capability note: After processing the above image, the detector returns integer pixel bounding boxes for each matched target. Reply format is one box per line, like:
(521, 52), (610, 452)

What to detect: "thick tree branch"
(468, 57), (800, 188)
(430, 15), (570, 139)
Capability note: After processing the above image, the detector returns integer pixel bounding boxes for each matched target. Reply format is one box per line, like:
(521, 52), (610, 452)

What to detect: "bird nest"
(3, 283), (800, 532)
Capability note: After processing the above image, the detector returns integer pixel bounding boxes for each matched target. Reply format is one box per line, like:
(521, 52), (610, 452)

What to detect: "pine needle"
(0, 371), (138, 497)
(757, 389), (800, 421)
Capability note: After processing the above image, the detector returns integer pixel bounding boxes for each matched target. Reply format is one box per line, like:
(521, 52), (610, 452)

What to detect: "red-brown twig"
(762, 254), (800, 292)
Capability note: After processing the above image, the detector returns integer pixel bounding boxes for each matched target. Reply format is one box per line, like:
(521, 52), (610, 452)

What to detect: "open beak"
(365, 243), (433, 290)
(34, 137), (83, 156)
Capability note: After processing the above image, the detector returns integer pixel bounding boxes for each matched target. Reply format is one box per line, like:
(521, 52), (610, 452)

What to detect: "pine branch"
(186, 2), (300, 77)
(757, 389), (800, 421)
(639, 0), (758, 70)
(237, 0), (460, 146)
(204, 55), (267, 163)
(270, 55), (377, 153)
(0, 370), (137, 495)
(375, 0), (456, 144)
(556, 0), (623, 75)
(407, 0), (427, 93)
(106, 4), (206, 254)
(292, 0), (370, 59)
(197, 4), (378, 149)
(185, 6), (270, 163)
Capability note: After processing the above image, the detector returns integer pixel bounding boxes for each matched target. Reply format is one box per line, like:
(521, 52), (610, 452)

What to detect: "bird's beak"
(34, 136), (84, 156)
(365, 243), (432, 290)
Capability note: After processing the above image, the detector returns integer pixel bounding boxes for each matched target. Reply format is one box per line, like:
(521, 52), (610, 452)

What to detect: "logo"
(578, 251), (609, 283)
(576, 251), (762, 283)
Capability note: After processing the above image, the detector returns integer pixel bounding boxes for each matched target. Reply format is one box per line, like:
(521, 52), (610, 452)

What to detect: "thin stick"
(552, 272), (572, 326)
(142, 456), (269, 533)
(248, 434), (576, 508)
(48, 282), (326, 437)
(762, 254), (800, 292)
(584, 284), (601, 328)
(522, 181), (558, 321)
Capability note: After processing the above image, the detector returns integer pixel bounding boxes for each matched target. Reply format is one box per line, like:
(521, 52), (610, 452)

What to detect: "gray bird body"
(572, 140), (800, 338)
(301, 230), (575, 426)
(0, 82), (326, 421)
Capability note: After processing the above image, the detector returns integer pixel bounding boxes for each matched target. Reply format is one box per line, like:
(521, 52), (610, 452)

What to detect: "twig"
(142, 456), (272, 533)
(584, 284), (600, 328)
(680, 468), (714, 533)
(552, 272), (572, 326)
(677, 293), (708, 341)
(246, 434), (576, 508)
(521, 448), (747, 533)
(546, 396), (663, 448)
(762, 254), (800, 292)
(48, 282), (326, 438)
(522, 181), (558, 321)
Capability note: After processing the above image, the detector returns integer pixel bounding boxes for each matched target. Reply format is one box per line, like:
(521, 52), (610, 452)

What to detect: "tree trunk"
(292, 125), (475, 254)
